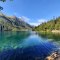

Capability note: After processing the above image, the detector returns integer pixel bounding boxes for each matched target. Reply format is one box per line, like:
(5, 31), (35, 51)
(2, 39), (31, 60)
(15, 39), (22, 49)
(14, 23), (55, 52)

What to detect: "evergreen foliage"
(34, 17), (60, 31)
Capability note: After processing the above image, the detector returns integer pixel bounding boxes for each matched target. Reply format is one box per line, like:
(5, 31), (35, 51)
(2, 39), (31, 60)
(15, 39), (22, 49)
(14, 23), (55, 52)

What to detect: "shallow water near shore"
(0, 31), (59, 60)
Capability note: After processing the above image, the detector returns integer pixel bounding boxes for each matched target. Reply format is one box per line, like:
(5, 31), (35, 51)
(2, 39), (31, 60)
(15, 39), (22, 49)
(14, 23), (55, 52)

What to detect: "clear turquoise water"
(0, 31), (59, 60)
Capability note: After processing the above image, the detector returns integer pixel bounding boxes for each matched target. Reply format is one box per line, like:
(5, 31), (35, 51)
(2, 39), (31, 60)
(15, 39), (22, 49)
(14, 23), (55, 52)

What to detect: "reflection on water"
(0, 31), (59, 60)
(38, 32), (60, 45)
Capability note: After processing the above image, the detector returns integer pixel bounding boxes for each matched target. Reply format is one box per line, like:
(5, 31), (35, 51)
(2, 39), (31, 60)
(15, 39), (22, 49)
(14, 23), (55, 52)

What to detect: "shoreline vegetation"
(36, 30), (60, 34)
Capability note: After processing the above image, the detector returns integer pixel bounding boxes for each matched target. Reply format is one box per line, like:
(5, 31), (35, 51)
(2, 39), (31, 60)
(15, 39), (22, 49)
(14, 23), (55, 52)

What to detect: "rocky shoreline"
(46, 49), (60, 60)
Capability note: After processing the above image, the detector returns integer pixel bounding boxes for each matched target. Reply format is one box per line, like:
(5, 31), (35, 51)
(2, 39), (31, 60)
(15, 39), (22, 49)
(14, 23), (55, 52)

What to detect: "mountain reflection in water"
(0, 31), (58, 60)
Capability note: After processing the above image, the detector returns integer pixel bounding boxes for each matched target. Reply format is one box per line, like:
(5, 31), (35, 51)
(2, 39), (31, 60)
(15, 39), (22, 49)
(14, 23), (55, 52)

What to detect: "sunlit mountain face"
(0, 13), (32, 31)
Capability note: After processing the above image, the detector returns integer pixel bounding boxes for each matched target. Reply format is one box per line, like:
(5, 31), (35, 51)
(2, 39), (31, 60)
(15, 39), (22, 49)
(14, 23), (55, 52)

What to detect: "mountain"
(33, 17), (60, 31)
(0, 13), (32, 31)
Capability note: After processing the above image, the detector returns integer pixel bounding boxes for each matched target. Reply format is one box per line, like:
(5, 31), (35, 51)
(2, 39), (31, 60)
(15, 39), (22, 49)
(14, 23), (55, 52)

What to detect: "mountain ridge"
(0, 13), (32, 31)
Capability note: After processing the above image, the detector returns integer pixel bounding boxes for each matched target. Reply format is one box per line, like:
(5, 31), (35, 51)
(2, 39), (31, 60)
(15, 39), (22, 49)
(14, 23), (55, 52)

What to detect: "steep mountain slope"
(34, 17), (60, 31)
(0, 13), (32, 31)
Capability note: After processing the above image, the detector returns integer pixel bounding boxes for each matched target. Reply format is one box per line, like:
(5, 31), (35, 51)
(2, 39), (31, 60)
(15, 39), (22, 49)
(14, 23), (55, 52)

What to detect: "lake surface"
(0, 31), (60, 60)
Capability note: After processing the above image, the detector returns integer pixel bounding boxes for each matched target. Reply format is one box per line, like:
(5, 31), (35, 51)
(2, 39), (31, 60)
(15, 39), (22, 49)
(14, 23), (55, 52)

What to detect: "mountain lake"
(0, 31), (60, 60)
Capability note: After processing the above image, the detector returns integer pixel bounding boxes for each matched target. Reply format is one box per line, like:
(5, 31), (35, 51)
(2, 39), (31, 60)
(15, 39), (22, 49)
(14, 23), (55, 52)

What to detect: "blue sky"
(0, 0), (60, 26)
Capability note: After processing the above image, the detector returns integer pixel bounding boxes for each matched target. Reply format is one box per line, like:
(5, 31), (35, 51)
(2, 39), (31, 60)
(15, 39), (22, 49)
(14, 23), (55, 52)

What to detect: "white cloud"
(19, 16), (30, 23)
(38, 19), (47, 24)
(29, 23), (40, 26)
(30, 19), (47, 26)
(19, 16), (47, 26)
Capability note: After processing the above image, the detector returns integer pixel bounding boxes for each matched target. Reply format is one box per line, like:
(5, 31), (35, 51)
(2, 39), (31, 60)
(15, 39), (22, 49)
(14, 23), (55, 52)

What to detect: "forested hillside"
(34, 17), (60, 31)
